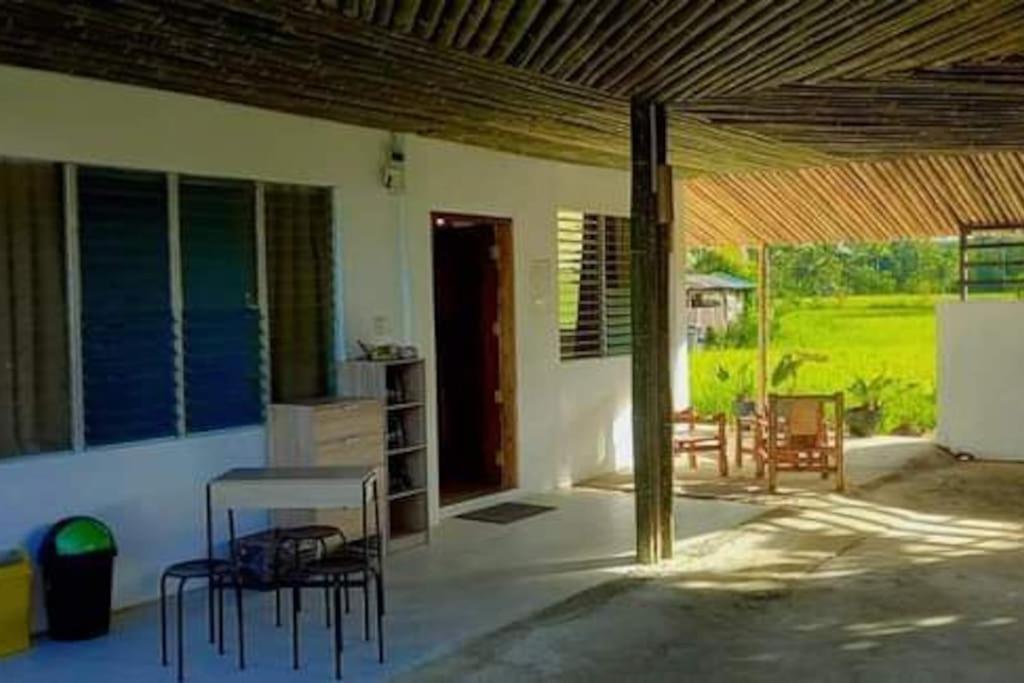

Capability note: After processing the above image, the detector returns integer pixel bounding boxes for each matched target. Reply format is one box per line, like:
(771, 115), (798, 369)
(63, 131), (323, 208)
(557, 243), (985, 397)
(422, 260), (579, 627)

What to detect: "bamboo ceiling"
(3, 2), (1024, 245)
(2, 1), (1023, 177)
(684, 151), (1024, 246)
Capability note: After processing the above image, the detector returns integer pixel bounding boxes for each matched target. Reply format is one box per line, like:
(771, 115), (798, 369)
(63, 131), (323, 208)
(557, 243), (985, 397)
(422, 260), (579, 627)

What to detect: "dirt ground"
(400, 447), (1024, 682)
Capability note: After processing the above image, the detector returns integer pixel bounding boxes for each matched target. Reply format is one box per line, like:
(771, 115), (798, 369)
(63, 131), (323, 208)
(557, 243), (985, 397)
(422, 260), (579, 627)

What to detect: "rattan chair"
(766, 393), (845, 493)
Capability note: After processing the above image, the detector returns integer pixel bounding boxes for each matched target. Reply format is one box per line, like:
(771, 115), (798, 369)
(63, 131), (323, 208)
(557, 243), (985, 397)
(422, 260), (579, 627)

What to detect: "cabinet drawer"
(313, 401), (383, 441)
(317, 433), (385, 467)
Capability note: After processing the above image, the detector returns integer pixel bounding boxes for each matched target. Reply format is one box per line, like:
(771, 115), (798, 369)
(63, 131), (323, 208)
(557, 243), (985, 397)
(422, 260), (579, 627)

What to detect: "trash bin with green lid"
(40, 517), (118, 641)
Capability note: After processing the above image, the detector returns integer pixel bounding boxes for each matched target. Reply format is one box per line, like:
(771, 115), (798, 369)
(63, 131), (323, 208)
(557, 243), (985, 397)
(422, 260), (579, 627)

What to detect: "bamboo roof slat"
(4, 1), (1024, 174)
(681, 151), (1024, 247)
(4, 0), (1024, 250)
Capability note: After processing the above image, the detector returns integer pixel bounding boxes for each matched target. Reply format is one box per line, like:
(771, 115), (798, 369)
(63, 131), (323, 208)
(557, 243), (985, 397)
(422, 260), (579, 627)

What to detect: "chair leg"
(836, 451), (847, 493)
(234, 579), (246, 671)
(318, 539), (331, 629)
(344, 576), (350, 614)
(375, 571), (384, 663)
(207, 572), (215, 645)
(160, 574), (169, 667)
(734, 419), (743, 469)
(176, 579), (186, 683)
(362, 571), (370, 642)
(217, 578), (225, 655)
(332, 580), (343, 681)
(768, 458), (777, 494)
(292, 587), (301, 670)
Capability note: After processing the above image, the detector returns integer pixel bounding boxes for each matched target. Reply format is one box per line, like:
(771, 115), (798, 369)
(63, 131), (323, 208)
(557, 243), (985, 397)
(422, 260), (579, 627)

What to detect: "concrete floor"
(0, 488), (762, 682)
(404, 442), (1024, 682)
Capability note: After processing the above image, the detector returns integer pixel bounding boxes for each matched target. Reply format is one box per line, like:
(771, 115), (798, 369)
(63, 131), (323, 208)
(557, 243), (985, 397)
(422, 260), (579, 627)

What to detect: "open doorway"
(432, 212), (517, 506)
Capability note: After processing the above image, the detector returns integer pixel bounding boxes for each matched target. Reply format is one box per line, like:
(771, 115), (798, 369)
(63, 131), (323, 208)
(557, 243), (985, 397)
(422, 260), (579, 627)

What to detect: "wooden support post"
(631, 97), (673, 564)
(756, 243), (770, 407)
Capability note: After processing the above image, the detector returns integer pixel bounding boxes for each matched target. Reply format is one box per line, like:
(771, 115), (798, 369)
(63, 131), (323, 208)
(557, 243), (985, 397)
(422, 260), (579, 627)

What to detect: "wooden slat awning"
(684, 151), (1024, 246)
(1, 2), (1023, 175)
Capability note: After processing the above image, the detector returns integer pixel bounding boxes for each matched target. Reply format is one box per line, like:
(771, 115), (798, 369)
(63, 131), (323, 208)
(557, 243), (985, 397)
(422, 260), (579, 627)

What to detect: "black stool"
(160, 559), (244, 682)
(273, 525), (346, 626)
(298, 554), (385, 680)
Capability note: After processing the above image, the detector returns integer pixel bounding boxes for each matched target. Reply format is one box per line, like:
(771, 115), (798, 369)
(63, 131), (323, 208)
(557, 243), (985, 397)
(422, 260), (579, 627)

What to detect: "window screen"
(79, 167), (176, 445)
(0, 160), (70, 457)
(557, 211), (632, 360)
(180, 177), (263, 432)
(264, 184), (334, 402)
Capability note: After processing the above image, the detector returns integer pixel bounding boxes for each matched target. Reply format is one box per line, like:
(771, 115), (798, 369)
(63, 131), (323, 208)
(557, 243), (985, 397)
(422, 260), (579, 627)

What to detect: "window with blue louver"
(180, 177), (263, 432)
(78, 167), (177, 445)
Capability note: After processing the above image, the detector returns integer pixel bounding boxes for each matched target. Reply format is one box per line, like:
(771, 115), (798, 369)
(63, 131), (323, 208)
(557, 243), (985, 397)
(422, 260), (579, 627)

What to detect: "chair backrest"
(768, 393), (844, 449)
(673, 408), (696, 428)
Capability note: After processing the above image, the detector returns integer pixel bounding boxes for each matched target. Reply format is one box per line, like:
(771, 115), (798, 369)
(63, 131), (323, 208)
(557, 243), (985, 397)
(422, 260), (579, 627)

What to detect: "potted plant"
(715, 362), (757, 417)
(845, 373), (915, 437)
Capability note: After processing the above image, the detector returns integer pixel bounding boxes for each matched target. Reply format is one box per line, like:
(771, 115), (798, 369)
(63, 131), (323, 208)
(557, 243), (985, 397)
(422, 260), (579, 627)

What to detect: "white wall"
(937, 301), (1024, 460)
(0, 65), (688, 615)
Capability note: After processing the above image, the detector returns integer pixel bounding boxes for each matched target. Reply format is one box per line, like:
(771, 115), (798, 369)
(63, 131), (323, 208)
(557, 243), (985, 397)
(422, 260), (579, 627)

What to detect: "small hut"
(686, 272), (754, 346)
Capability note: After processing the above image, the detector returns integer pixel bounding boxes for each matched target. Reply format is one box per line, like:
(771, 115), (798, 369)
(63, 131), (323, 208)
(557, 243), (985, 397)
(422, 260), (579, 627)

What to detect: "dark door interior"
(433, 218), (504, 506)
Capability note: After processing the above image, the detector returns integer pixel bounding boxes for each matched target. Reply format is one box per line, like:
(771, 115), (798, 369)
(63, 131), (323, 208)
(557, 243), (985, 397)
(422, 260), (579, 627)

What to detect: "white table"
(207, 465), (383, 558)
(203, 466), (384, 642)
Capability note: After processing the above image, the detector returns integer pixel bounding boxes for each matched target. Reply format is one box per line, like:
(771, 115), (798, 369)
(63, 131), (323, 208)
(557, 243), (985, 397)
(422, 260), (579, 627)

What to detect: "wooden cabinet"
(337, 359), (430, 550)
(269, 398), (385, 540)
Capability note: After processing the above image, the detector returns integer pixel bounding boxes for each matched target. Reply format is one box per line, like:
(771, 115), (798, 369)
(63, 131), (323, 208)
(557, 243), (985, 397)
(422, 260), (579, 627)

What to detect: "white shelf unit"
(337, 358), (430, 550)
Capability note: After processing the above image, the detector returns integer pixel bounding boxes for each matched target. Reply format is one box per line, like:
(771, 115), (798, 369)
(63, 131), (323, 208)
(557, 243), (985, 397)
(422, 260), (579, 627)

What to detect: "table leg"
(206, 484), (215, 643)
(373, 478), (385, 615)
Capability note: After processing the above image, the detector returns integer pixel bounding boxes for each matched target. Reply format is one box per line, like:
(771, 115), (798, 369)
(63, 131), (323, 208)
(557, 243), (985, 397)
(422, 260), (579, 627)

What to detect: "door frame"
(431, 211), (518, 496)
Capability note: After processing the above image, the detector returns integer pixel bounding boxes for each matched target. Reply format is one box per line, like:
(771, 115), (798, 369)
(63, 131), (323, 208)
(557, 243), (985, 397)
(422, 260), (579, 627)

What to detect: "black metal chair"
(290, 553), (386, 680)
(159, 559), (244, 682)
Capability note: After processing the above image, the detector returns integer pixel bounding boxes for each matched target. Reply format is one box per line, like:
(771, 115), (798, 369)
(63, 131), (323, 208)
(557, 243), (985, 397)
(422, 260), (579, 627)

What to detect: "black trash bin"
(40, 517), (117, 641)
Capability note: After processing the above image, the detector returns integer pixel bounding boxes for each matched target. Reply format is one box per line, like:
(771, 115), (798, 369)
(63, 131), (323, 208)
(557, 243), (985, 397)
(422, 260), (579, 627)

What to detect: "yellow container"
(0, 549), (32, 658)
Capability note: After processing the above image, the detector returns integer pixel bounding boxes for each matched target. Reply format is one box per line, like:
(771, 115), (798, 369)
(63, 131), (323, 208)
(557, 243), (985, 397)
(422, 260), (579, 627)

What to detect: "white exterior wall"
(0, 65), (688, 616)
(937, 301), (1024, 461)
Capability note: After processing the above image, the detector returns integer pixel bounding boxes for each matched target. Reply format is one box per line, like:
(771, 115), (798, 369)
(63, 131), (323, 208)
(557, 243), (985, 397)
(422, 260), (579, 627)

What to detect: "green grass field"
(690, 294), (955, 433)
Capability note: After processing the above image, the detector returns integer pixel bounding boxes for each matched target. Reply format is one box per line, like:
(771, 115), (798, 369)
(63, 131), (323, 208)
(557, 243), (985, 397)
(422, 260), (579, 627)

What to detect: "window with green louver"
(557, 211), (632, 361)
(78, 167), (176, 445)
(180, 177), (263, 432)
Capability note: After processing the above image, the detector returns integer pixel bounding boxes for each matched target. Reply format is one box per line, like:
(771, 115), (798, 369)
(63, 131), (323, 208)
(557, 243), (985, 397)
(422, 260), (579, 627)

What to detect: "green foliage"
(768, 239), (958, 299)
(770, 351), (829, 393)
(691, 294), (946, 431)
(704, 303), (759, 349)
(689, 246), (756, 281)
(846, 372), (917, 411)
(714, 361), (755, 400)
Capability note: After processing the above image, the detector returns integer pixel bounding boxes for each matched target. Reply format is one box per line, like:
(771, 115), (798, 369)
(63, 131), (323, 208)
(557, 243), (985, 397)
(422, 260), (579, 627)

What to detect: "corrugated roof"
(685, 272), (754, 292)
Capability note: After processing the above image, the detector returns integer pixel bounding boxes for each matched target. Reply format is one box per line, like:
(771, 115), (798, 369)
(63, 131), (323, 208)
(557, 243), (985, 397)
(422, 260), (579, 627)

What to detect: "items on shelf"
(389, 458), (414, 494)
(357, 340), (418, 362)
(387, 415), (406, 450)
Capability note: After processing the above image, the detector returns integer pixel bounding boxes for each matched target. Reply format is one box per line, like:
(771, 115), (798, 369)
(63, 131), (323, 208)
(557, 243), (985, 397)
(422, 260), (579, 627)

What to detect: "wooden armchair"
(766, 393), (845, 493)
(672, 408), (728, 477)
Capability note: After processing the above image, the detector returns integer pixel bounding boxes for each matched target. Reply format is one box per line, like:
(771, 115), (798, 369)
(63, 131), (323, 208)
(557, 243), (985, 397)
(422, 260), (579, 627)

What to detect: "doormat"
(457, 502), (556, 525)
